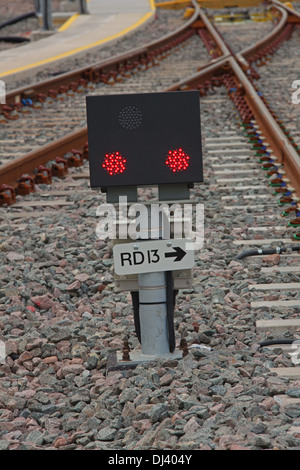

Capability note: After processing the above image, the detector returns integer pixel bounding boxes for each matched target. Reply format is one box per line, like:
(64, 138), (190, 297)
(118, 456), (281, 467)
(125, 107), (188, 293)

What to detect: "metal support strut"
(79, 0), (88, 14)
(138, 272), (172, 356)
(41, 0), (53, 30)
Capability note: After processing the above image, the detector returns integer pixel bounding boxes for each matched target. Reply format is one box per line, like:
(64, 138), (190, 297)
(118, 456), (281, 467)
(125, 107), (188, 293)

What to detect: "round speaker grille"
(119, 105), (142, 130)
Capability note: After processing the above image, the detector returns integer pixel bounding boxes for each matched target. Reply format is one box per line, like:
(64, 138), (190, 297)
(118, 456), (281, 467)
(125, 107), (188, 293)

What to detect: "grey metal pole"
(41, 0), (53, 30)
(135, 205), (174, 357)
(138, 272), (170, 356)
(79, 0), (88, 14)
(34, 0), (41, 14)
(0, 80), (5, 105)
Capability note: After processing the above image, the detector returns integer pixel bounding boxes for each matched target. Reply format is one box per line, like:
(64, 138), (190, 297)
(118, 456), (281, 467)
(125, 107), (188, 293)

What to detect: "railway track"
(0, 31), (208, 165)
(0, 5), (210, 196)
(0, 0), (300, 451)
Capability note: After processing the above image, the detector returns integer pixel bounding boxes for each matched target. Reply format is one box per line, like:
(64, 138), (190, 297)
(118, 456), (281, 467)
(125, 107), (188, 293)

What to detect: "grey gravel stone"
(96, 427), (118, 442)
(286, 389), (300, 399)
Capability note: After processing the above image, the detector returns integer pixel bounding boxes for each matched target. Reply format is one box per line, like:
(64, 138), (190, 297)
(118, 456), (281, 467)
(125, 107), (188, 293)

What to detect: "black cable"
(0, 36), (30, 43)
(166, 271), (176, 353)
(237, 244), (300, 349)
(259, 339), (295, 347)
(131, 291), (141, 343)
(234, 245), (300, 260)
(0, 12), (36, 30)
(131, 275), (177, 352)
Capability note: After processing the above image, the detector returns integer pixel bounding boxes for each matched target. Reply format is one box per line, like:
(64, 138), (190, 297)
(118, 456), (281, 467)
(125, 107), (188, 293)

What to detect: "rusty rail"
(1, 0), (300, 202)
(236, 5), (288, 64)
(194, 1), (300, 196)
(228, 56), (300, 194)
(0, 128), (88, 187)
(0, 0), (203, 187)
(167, 1), (300, 197)
(1, 1), (201, 115)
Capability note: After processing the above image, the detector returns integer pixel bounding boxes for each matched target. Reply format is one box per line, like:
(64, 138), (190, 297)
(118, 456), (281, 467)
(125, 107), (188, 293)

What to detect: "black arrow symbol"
(165, 246), (186, 262)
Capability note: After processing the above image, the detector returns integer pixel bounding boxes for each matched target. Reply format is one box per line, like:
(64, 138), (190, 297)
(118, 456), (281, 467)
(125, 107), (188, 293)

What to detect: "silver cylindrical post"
(79, 0), (88, 14)
(138, 271), (170, 356)
(34, 0), (41, 14)
(41, 0), (53, 30)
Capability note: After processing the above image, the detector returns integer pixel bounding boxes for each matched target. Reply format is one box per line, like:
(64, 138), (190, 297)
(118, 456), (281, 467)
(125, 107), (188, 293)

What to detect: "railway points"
(0, 0), (300, 452)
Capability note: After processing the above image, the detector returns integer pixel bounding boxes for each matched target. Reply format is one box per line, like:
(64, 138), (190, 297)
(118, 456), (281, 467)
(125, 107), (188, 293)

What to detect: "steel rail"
(197, 7), (232, 57)
(0, 59), (231, 188)
(189, 2), (300, 195)
(165, 56), (229, 91)
(0, 0), (203, 186)
(237, 8), (289, 74)
(236, 5), (288, 64)
(166, 2), (300, 195)
(234, 2), (300, 195)
(1, 0), (201, 115)
(1, 1), (299, 198)
(0, 128), (88, 187)
(228, 55), (300, 195)
(271, 0), (300, 21)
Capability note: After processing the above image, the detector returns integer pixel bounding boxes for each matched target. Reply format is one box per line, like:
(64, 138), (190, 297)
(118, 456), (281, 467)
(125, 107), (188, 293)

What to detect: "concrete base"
(106, 350), (182, 372)
(37, 12), (74, 28)
(31, 30), (56, 41)
(117, 350), (182, 364)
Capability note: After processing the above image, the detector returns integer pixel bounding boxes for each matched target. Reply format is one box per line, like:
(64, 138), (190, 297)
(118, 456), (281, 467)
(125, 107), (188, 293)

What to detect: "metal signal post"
(86, 91), (203, 367)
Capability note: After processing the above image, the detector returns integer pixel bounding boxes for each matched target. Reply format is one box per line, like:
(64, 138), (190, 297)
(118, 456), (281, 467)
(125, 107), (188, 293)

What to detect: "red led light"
(102, 152), (127, 176)
(165, 148), (190, 173)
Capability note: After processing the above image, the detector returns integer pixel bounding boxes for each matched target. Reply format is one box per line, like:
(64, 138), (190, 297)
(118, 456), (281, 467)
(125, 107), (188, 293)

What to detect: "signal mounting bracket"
(105, 183), (192, 204)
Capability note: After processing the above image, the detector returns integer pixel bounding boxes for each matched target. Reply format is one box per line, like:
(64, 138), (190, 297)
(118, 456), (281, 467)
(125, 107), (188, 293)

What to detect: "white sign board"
(113, 239), (194, 275)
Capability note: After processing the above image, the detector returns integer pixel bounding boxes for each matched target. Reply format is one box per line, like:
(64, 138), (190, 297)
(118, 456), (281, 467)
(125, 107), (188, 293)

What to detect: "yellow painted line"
(58, 13), (79, 32)
(156, 0), (185, 4)
(59, 0), (155, 33)
(58, 0), (90, 32)
(0, 1), (155, 79)
(155, 0), (190, 7)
